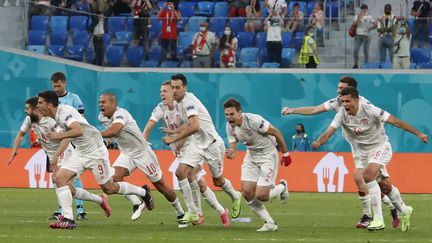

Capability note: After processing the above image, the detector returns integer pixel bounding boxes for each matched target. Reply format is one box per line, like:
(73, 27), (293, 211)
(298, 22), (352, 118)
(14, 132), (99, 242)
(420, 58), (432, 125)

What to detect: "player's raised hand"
(162, 136), (175, 145)
(280, 152), (292, 166)
(418, 133), (429, 143)
(47, 132), (62, 140)
(225, 148), (236, 159)
(281, 107), (293, 116)
(7, 152), (17, 165)
(312, 141), (321, 150)
(159, 127), (176, 135)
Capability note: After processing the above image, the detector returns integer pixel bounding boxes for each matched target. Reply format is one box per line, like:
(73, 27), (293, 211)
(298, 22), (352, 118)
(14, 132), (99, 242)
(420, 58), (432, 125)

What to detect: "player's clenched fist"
(280, 152), (292, 166)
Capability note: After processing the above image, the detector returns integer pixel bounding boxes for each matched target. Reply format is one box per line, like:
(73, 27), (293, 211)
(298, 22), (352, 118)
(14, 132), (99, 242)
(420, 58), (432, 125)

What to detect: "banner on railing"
(1, 148), (430, 193)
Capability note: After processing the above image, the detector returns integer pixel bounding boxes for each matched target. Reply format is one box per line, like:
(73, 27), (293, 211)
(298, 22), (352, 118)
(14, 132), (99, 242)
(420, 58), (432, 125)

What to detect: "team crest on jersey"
(115, 115), (124, 120)
(65, 114), (72, 122)
(187, 105), (194, 111)
(259, 120), (265, 129)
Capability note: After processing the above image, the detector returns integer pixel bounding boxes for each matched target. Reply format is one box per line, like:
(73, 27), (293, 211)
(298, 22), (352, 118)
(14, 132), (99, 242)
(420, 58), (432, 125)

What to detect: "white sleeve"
(249, 114), (271, 134)
(112, 110), (127, 125)
(226, 123), (237, 144)
(330, 110), (343, 129)
(322, 98), (337, 111)
(20, 116), (31, 133)
(369, 104), (391, 122)
(60, 110), (80, 128)
(184, 97), (199, 118)
(149, 105), (163, 122)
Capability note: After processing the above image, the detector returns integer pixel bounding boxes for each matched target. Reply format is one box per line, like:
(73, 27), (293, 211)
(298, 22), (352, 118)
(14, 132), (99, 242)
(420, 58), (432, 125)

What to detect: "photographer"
(392, 17), (411, 69)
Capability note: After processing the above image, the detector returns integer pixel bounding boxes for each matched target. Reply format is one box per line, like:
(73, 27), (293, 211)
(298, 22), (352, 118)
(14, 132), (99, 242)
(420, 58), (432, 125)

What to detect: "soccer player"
(312, 87), (428, 231)
(223, 98), (291, 232)
(7, 97), (111, 223)
(281, 76), (399, 228)
(37, 90), (153, 229)
(50, 72), (87, 220)
(162, 73), (241, 224)
(98, 92), (185, 224)
(143, 81), (229, 227)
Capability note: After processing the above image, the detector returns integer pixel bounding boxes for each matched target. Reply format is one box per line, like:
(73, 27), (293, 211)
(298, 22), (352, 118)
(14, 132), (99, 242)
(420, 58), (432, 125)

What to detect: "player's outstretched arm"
(143, 120), (157, 142)
(101, 123), (124, 138)
(281, 104), (327, 116)
(312, 126), (337, 150)
(48, 122), (83, 140)
(266, 125), (292, 166)
(7, 131), (26, 165)
(386, 115), (429, 143)
(162, 115), (200, 145)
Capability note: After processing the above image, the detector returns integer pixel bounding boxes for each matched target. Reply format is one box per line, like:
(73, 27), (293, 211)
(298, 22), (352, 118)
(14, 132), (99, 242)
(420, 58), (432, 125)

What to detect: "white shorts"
(241, 149), (279, 187)
(177, 142), (203, 168)
(61, 150), (112, 185)
(353, 142), (392, 177)
(56, 146), (75, 168)
(113, 151), (162, 183)
(199, 139), (225, 178)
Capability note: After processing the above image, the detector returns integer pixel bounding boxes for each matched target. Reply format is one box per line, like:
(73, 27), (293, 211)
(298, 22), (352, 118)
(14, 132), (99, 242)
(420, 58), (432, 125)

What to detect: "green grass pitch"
(0, 189), (431, 242)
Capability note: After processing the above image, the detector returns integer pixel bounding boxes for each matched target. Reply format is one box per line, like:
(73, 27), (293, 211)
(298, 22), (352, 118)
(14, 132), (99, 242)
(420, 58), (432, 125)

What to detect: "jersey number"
(146, 163), (157, 175)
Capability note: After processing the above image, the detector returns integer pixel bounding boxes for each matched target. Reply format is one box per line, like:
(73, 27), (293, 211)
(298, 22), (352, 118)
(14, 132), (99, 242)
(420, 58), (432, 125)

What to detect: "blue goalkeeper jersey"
(58, 91), (85, 114)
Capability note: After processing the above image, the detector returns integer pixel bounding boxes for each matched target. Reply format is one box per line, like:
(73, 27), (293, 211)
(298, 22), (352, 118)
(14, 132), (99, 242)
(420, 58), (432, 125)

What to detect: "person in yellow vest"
(299, 26), (319, 68)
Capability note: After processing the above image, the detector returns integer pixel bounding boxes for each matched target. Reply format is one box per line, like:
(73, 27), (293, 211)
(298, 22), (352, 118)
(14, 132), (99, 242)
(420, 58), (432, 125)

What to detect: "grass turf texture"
(0, 189), (431, 242)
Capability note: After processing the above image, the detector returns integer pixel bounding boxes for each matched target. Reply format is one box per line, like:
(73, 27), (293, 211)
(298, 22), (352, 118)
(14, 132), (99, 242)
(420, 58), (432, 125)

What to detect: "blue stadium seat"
(47, 45), (65, 57)
(237, 32), (254, 49)
(178, 1), (195, 18)
(261, 62), (280, 68)
(157, 1), (166, 10)
(26, 45), (45, 54)
(259, 48), (269, 63)
(361, 63), (381, 69)
(67, 45), (85, 61)
(148, 46), (162, 61)
(209, 17), (227, 34)
(143, 60), (160, 67)
(188, 16), (207, 33)
(85, 47), (94, 63)
(282, 32), (293, 48)
(160, 60), (179, 68)
(410, 63), (417, 69)
(255, 32), (267, 48)
(125, 17), (134, 31)
(31, 16), (49, 32)
(180, 61), (193, 68)
(150, 17), (162, 33)
(176, 17), (189, 32)
(213, 2), (229, 17)
(195, 1), (215, 17)
(281, 48), (295, 67)
(306, 1), (317, 17)
(177, 31), (194, 59)
(381, 62), (393, 69)
(407, 18), (414, 32)
(28, 30), (46, 45)
(103, 33), (112, 47)
(69, 16), (89, 32)
(105, 46), (125, 66)
(411, 48), (431, 64)
(416, 62), (432, 69)
(72, 31), (90, 47)
(260, 1), (268, 17)
(127, 46), (145, 67)
(107, 17), (127, 34)
(50, 31), (68, 46)
(292, 32), (305, 50)
(50, 16), (68, 32)
(229, 18), (246, 34)
(325, 1), (341, 18)
(113, 31), (132, 46)
(242, 62), (260, 68)
(239, 47), (259, 64)
(213, 49), (221, 67)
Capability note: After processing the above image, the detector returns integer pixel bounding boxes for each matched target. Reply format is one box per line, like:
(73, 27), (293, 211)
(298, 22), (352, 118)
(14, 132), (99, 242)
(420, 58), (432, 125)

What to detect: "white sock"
(56, 186), (74, 220)
(359, 195), (372, 216)
(124, 195), (142, 205)
(117, 182), (146, 197)
(387, 186), (408, 215)
(190, 180), (202, 215)
(269, 184), (284, 200)
(367, 181), (383, 221)
(221, 179), (240, 201)
(202, 187), (225, 214)
(74, 188), (102, 204)
(169, 197), (185, 216)
(381, 194), (395, 210)
(247, 198), (274, 224)
(179, 178), (197, 214)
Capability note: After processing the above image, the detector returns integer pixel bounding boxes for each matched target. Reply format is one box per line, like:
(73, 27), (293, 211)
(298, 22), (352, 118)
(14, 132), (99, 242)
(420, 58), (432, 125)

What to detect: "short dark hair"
(161, 80), (171, 86)
(25, 97), (39, 109)
(294, 2), (299, 7)
(51, 72), (66, 82)
(297, 123), (305, 132)
(339, 76), (357, 88)
(171, 73), (187, 86)
(38, 90), (59, 107)
(306, 25), (315, 34)
(340, 87), (359, 99)
(223, 98), (242, 112)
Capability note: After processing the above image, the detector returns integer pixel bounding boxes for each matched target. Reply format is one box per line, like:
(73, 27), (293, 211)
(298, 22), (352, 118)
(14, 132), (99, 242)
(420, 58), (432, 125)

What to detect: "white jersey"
(323, 95), (370, 113)
(55, 104), (106, 157)
(99, 107), (150, 158)
(20, 116), (74, 161)
(226, 113), (277, 156)
(330, 102), (390, 153)
(174, 92), (221, 149)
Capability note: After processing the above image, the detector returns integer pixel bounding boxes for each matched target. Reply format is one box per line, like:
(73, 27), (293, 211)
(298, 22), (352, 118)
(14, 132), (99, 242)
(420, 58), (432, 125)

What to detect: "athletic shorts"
(199, 139), (225, 178)
(113, 150), (162, 183)
(241, 148), (279, 187)
(353, 142), (392, 177)
(47, 146), (75, 172)
(177, 142), (204, 169)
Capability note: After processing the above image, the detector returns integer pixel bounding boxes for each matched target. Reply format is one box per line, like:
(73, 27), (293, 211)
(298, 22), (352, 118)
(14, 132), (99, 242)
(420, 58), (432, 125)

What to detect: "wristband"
(282, 152), (290, 157)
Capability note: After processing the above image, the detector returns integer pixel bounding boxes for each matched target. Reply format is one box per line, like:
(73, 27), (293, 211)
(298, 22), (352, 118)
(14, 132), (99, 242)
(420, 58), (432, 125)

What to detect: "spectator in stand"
(3, 0), (19, 7)
(265, 10), (283, 64)
(158, 1), (181, 61)
(219, 26), (238, 68)
(91, 0), (111, 15)
(89, 12), (107, 66)
(72, 0), (91, 14)
(377, 4), (395, 63)
(410, 0), (431, 48)
(299, 26), (319, 68)
(291, 123), (311, 151)
(111, 0), (131, 16)
(192, 21), (216, 68)
(392, 17), (411, 69)
(228, 0), (247, 17)
(265, 0), (287, 19)
(244, 0), (263, 33)
(131, 0), (152, 48)
(286, 3), (304, 34)
(309, 2), (324, 47)
(50, 0), (74, 16)
(28, 0), (51, 17)
(352, 4), (377, 69)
